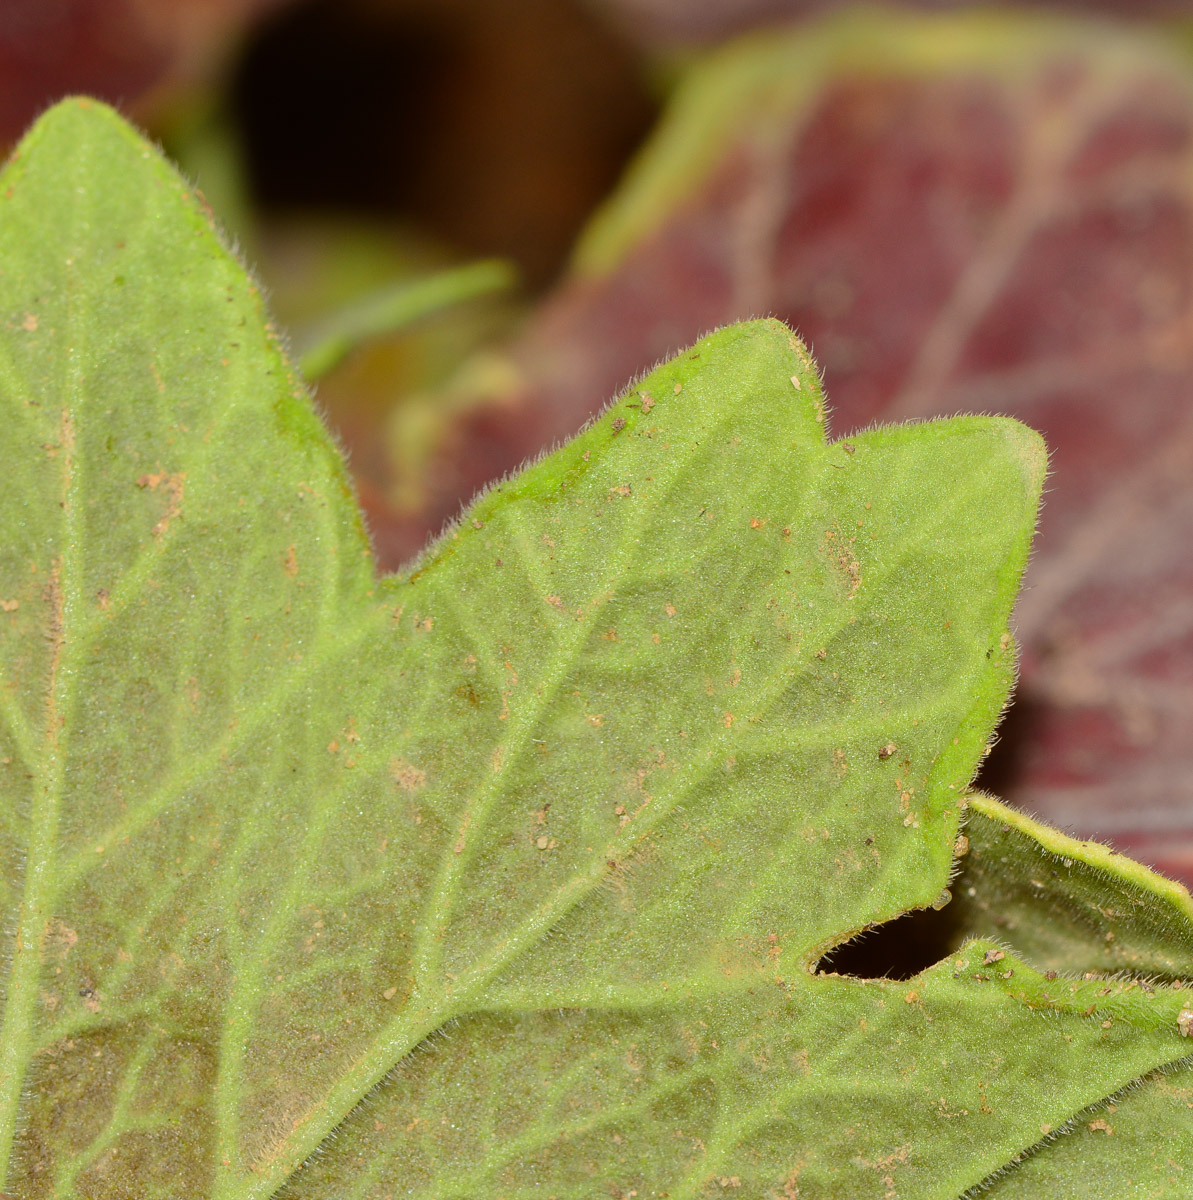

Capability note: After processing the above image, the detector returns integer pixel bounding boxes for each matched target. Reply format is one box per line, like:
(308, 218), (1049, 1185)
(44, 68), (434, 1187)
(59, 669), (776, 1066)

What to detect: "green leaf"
(943, 796), (1193, 1198)
(977, 1064), (1193, 1197)
(1, 98), (1192, 1199)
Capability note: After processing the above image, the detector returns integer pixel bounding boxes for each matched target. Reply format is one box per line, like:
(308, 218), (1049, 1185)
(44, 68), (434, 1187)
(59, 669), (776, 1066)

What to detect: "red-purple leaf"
(594, 0), (1193, 47)
(0, 0), (292, 145)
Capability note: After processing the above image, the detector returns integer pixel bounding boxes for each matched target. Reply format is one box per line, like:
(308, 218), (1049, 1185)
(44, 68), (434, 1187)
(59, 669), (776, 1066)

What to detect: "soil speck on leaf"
(822, 527), (862, 598)
(391, 759), (427, 792)
(136, 469), (185, 538)
(45, 918), (77, 957)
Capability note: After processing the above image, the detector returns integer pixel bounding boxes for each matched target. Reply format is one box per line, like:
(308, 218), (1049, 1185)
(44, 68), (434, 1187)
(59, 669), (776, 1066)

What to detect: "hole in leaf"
(815, 903), (966, 980)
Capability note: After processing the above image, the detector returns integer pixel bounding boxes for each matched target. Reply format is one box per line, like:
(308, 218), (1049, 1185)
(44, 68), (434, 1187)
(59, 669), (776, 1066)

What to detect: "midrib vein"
(0, 116), (94, 1178)
(409, 509), (645, 987)
(212, 719), (362, 1186)
(0, 408), (82, 1180)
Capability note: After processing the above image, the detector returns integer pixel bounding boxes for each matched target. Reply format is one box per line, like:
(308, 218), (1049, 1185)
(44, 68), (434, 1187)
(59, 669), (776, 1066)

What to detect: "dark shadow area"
(973, 685), (1044, 799)
(815, 902), (967, 980)
(230, 0), (659, 286)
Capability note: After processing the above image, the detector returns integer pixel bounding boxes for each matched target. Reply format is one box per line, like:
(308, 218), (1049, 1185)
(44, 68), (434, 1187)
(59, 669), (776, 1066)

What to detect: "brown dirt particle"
(136, 469), (186, 538)
(453, 814), (471, 854)
(391, 759), (427, 791)
(45, 918), (78, 957)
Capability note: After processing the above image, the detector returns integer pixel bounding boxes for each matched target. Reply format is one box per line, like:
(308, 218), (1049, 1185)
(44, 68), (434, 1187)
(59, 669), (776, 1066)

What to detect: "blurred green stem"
(298, 259), (517, 382)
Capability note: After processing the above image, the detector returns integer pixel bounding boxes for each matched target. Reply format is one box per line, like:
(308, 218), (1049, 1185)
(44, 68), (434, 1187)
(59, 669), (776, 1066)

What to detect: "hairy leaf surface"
(381, 8), (1193, 887)
(1, 99), (1192, 1200)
